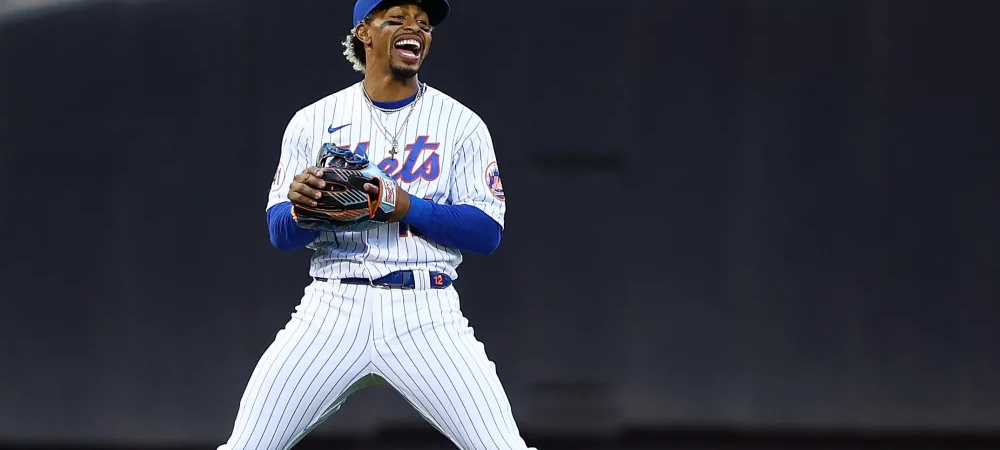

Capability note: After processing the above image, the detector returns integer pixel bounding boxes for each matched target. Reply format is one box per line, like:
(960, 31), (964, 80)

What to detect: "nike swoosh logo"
(328, 123), (351, 134)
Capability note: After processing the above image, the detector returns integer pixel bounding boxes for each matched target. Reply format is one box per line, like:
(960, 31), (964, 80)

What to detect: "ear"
(354, 23), (373, 46)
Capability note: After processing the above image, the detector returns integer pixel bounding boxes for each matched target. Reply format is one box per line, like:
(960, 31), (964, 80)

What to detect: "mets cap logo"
(485, 161), (504, 201)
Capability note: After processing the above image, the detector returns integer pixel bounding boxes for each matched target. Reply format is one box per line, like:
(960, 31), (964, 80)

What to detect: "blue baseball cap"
(353, 0), (450, 28)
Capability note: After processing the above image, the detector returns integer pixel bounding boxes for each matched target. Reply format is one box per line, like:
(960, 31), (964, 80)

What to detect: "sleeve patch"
(484, 161), (505, 202)
(270, 161), (286, 192)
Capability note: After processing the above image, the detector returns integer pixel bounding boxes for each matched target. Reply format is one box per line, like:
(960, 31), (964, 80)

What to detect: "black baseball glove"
(291, 144), (399, 232)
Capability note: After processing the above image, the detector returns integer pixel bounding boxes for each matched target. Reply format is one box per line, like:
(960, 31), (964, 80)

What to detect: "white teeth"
(395, 39), (421, 49)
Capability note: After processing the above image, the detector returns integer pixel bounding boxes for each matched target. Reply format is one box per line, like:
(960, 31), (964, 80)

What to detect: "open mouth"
(393, 37), (423, 63)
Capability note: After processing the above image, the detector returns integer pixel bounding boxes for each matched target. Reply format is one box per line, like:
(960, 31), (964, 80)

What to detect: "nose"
(400, 19), (420, 32)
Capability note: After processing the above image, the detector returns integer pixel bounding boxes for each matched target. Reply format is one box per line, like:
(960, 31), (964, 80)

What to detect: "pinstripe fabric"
(374, 287), (535, 450)
(217, 281), (374, 450)
(265, 83), (505, 282)
(234, 80), (526, 449)
(217, 281), (536, 450)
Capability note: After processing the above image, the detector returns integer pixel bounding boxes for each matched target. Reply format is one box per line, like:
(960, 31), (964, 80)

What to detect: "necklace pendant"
(389, 146), (397, 158)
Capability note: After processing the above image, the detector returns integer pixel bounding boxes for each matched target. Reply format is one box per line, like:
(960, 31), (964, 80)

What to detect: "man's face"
(359, 3), (433, 79)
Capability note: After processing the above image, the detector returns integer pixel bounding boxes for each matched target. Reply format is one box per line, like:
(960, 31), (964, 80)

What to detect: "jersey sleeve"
(267, 110), (313, 211)
(448, 118), (506, 228)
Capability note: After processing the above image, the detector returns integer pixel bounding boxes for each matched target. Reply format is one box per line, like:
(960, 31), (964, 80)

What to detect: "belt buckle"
(370, 282), (411, 290)
(367, 271), (415, 290)
(399, 271), (415, 290)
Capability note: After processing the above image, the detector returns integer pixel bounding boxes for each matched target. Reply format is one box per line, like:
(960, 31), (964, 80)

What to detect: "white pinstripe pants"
(217, 279), (536, 450)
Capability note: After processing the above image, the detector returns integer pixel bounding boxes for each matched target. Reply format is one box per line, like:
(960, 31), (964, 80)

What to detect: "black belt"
(315, 270), (452, 289)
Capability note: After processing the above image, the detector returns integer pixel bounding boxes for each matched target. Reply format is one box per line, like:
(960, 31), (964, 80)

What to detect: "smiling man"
(215, 1), (537, 450)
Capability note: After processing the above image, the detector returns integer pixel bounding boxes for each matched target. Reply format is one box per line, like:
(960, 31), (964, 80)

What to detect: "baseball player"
(217, 1), (537, 449)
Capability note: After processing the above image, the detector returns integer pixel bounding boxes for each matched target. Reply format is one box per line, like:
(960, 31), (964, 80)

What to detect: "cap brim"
(421, 0), (450, 26)
(355, 0), (450, 28)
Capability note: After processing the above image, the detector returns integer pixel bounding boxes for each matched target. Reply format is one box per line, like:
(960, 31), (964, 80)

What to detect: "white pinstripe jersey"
(267, 82), (505, 281)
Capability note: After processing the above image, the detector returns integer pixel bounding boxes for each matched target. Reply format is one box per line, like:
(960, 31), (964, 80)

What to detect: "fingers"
(287, 167), (327, 207)
(297, 168), (327, 189)
(363, 183), (379, 195)
(288, 184), (321, 207)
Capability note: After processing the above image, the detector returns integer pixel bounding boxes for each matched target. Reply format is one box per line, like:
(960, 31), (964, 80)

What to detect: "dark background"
(1, 0), (998, 449)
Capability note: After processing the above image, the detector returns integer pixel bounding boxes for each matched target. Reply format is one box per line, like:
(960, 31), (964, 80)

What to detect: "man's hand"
(364, 182), (409, 222)
(287, 167), (327, 207)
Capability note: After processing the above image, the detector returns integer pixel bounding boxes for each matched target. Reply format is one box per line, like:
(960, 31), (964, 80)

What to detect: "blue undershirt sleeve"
(402, 194), (502, 255)
(266, 202), (319, 252)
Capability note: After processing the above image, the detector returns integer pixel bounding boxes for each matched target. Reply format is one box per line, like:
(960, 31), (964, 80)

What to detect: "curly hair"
(342, 29), (367, 73)
(342, 3), (435, 74)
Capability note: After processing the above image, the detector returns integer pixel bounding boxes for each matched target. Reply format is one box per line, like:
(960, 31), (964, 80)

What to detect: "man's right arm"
(266, 110), (319, 252)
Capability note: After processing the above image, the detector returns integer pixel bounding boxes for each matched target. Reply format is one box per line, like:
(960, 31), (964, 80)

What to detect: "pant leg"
(373, 287), (536, 450)
(218, 281), (374, 450)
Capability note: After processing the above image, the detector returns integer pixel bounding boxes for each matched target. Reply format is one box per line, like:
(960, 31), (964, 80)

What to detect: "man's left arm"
(400, 119), (505, 255)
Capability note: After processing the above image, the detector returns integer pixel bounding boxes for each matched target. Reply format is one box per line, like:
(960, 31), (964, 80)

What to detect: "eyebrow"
(385, 7), (428, 18)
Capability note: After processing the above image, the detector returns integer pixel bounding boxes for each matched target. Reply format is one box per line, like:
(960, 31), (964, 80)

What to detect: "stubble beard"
(389, 62), (419, 80)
